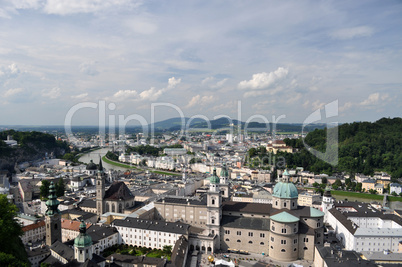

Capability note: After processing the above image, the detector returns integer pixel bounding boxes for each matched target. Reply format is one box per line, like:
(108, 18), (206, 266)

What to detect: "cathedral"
(155, 168), (325, 261)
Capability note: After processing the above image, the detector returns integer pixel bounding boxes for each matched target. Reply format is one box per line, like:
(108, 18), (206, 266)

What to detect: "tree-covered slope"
(282, 117), (402, 178)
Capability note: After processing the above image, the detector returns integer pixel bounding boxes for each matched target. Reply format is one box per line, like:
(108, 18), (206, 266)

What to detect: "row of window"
(224, 238), (265, 245)
(228, 230), (265, 237)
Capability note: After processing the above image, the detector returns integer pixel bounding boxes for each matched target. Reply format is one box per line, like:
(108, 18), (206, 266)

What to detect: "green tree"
(0, 195), (29, 266)
(332, 179), (343, 190)
(356, 182), (362, 192)
(40, 180), (50, 200)
(55, 179), (65, 197)
(162, 245), (172, 255)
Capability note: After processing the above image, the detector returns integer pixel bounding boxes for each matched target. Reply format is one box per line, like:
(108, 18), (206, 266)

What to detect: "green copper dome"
(74, 220), (92, 248)
(273, 182), (298, 199)
(270, 211), (300, 223)
(209, 168), (220, 184)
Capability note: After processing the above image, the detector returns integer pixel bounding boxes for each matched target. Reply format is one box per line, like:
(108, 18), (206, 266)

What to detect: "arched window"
(212, 199), (215, 205)
(284, 202), (287, 207)
(260, 242), (264, 245)
(282, 228), (286, 233)
(281, 249), (286, 252)
(248, 241), (253, 244)
(275, 201), (278, 206)
(237, 240), (241, 242)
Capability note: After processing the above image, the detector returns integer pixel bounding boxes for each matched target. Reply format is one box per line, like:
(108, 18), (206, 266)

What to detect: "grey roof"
(50, 240), (74, 262)
(104, 181), (134, 201)
(79, 199), (96, 208)
(328, 208), (357, 234)
(113, 218), (189, 235)
(222, 201), (272, 215)
(156, 196), (207, 206)
(220, 215), (270, 231)
(316, 245), (377, 267)
(86, 225), (118, 243)
(170, 235), (188, 267)
(361, 250), (402, 261)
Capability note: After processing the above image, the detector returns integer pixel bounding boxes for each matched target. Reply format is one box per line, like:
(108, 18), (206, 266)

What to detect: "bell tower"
(45, 181), (61, 246)
(207, 168), (222, 246)
(96, 158), (105, 219)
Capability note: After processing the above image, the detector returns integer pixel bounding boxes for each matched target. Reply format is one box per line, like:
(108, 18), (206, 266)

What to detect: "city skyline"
(0, 0), (401, 125)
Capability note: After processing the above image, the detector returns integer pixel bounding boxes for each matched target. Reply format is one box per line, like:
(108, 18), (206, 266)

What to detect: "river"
(79, 148), (130, 172)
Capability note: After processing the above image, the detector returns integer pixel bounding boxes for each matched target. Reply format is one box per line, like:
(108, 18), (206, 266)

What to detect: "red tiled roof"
(22, 220), (45, 232)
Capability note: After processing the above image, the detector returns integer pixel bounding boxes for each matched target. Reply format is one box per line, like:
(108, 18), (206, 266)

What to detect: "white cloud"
(79, 61), (99, 76)
(43, 0), (138, 15)
(42, 87), (61, 99)
(201, 77), (228, 89)
(4, 87), (24, 97)
(71, 93), (88, 99)
(112, 90), (138, 101)
(139, 87), (164, 101)
(330, 26), (374, 40)
(185, 94), (214, 108)
(238, 67), (288, 90)
(167, 77), (181, 89)
(124, 17), (158, 35)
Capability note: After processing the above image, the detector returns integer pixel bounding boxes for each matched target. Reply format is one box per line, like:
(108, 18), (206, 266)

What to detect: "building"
(113, 218), (189, 249)
(96, 159), (135, 218)
(21, 220), (46, 245)
(155, 169), (325, 261)
(390, 183), (402, 195)
(327, 201), (402, 253)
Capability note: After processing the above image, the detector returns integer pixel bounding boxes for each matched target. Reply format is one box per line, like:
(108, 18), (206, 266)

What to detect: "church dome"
(273, 182), (298, 199)
(86, 160), (97, 170)
(209, 168), (220, 184)
(74, 220), (92, 248)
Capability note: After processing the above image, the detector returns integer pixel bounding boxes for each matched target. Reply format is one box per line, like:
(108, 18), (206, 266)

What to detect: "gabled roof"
(270, 211), (299, 223)
(104, 181), (134, 201)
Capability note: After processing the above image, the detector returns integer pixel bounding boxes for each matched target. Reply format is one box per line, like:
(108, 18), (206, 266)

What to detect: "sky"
(0, 0), (401, 126)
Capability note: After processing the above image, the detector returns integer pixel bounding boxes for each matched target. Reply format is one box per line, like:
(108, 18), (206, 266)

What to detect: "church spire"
(98, 156), (103, 173)
(45, 181), (60, 216)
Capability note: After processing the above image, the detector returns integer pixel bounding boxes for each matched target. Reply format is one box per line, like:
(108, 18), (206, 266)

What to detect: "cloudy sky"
(0, 0), (401, 126)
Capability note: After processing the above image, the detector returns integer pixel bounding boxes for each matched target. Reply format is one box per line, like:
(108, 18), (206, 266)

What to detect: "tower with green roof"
(45, 181), (61, 246)
(219, 163), (230, 198)
(207, 168), (222, 246)
(272, 169), (298, 210)
(74, 220), (93, 262)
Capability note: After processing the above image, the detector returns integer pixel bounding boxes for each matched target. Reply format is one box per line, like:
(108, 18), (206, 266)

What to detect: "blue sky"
(0, 0), (401, 126)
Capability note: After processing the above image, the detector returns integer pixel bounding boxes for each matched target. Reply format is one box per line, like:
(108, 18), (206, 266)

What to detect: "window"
(292, 202), (295, 207)
(294, 239), (297, 244)
(294, 248), (297, 251)
(237, 231), (241, 236)
(271, 237), (274, 242)
(294, 228), (297, 233)
(260, 233), (265, 238)
(282, 228), (287, 234)
(271, 246), (273, 249)
(272, 226), (275, 231)
(317, 223), (320, 227)
(281, 249), (286, 252)
(225, 230), (230, 234)
(249, 241), (253, 244)
(281, 240), (286, 244)
(260, 242), (264, 245)
(275, 201), (278, 206)
(248, 232), (253, 237)
(225, 238), (229, 241)
(212, 199), (215, 205)
(284, 202), (287, 207)
(237, 240), (241, 243)
(212, 219), (215, 224)
(304, 247), (308, 250)
(304, 238), (309, 242)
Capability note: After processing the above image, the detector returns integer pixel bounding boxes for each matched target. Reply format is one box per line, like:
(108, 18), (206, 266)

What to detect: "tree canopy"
(0, 195), (29, 266)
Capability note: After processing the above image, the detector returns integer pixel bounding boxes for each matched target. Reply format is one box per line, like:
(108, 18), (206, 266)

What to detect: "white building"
(112, 218), (189, 250)
(327, 201), (402, 253)
(390, 183), (402, 195)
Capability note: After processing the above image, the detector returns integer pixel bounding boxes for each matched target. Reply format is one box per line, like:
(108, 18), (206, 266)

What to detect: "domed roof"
(86, 160), (97, 170)
(74, 220), (92, 248)
(273, 181), (298, 199)
(209, 168), (220, 184)
(270, 211), (299, 223)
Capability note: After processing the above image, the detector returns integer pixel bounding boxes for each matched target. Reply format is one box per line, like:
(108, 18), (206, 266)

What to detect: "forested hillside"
(282, 117), (402, 178)
(0, 130), (69, 172)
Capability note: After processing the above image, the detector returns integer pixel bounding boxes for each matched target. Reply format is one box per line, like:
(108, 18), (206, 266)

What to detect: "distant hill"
(148, 117), (327, 133)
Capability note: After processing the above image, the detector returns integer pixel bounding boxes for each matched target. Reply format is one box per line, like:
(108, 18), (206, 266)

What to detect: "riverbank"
(101, 156), (181, 176)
